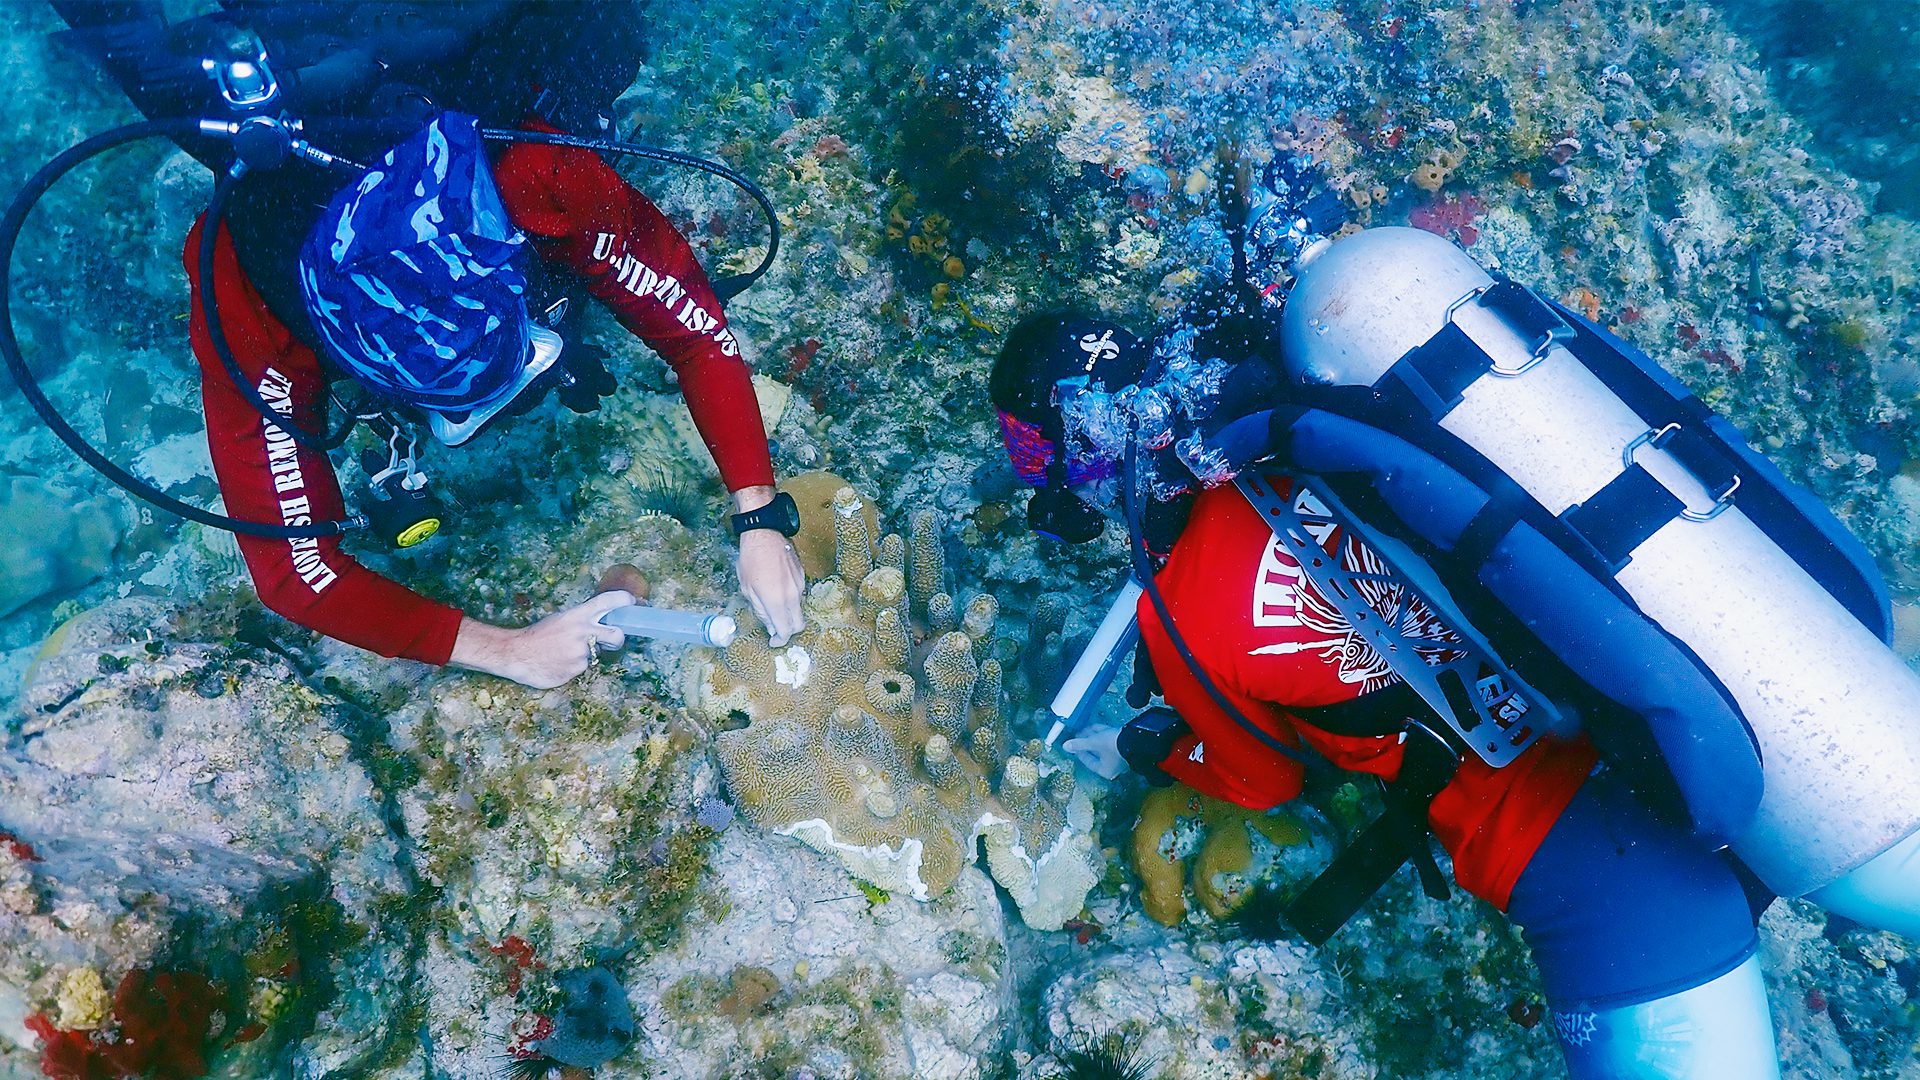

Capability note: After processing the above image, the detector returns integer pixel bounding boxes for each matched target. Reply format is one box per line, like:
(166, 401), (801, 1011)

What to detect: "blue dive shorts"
(1503, 772), (1760, 1010)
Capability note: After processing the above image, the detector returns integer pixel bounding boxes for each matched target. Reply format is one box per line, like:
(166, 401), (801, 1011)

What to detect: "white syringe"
(600, 605), (738, 647)
(1043, 576), (1145, 747)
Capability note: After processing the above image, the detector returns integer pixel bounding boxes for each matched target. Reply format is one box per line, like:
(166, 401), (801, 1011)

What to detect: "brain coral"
(684, 476), (1101, 930)
(1132, 784), (1308, 926)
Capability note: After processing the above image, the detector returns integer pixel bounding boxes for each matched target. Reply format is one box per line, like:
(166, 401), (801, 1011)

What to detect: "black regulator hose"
(1120, 433), (1312, 768)
(481, 127), (780, 301)
(198, 164), (360, 450)
(0, 118), (358, 539)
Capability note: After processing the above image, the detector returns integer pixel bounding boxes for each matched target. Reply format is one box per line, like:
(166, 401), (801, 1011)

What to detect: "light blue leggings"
(1556, 828), (1920, 1079)
(1554, 955), (1777, 1079)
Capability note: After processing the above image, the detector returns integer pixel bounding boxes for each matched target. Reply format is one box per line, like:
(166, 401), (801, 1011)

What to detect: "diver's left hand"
(1063, 724), (1127, 780)
(733, 486), (806, 645)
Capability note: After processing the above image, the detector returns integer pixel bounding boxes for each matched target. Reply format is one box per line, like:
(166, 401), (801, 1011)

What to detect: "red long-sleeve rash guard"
(1136, 480), (1599, 910)
(491, 125), (773, 490)
(187, 220), (466, 663)
(186, 140), (772, 665)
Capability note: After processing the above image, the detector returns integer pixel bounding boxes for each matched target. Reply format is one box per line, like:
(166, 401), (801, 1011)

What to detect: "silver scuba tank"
(1279, 226), (1920, 897)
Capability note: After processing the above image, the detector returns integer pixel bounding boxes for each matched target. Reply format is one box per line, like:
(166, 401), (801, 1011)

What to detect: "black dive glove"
(500, 343), (618, 419)
(1118, 706), (1191, 787)
(555, 344), (618, 414)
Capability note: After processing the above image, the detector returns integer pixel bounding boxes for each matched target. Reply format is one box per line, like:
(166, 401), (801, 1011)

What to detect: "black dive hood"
(3, 12), (781, 542)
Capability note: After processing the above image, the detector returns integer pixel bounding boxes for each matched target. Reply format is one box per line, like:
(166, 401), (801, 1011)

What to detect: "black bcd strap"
(1284, 725), (1460, 945)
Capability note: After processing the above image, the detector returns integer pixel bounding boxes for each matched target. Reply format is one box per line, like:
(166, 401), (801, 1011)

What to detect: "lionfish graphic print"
(1247, 489), (1459, 692)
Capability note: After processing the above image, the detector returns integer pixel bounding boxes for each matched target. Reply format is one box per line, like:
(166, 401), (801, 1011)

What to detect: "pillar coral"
(684, 475), (1102, 929)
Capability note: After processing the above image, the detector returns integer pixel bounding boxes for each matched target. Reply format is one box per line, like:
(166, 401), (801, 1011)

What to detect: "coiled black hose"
(198, 162), (362, 451)
(0, 118), (356, 538)
(479, 126), (781, 301)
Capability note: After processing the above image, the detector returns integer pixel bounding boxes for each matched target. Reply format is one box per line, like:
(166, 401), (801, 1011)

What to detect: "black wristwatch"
(1118, 705), (1191, 787)
(730, 491), (802, 539)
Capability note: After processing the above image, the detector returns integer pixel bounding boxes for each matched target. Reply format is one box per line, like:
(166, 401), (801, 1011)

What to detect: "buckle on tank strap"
(1392, 279), (1574, 416)
(1622, 423), (1742, 522)
(1445, 279), (1575, 376)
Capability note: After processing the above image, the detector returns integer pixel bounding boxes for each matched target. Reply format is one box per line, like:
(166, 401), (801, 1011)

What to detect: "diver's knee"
(1553, 954), (1779, 1080)
(1808, 827), (1920, 939)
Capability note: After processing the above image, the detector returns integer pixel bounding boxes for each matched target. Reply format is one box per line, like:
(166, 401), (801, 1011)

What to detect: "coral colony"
(689, 475), (1100, 929)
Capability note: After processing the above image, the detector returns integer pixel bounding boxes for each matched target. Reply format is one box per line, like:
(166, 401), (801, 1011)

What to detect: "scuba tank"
(1275, 226), (1920, 898)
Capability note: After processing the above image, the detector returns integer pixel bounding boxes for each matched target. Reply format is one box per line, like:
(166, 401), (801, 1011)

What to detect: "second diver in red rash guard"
(988, 308), (1808, 1079)
(65, 2), (806, 689)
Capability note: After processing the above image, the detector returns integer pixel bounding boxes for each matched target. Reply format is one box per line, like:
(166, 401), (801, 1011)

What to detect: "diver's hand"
(737, 528), (806, 646)
(448, 591), (633, 689)
(1062, 724), (1127, 780)
(731, 485), (806, 646)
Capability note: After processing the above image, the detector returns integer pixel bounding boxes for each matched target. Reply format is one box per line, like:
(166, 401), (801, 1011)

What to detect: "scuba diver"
(997, 196), (1920, 1073)
(25, 2), (807, 688)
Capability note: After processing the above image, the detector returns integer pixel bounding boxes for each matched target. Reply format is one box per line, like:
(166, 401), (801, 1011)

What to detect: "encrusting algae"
(684, 473), (1101, 929)
(53, 966), (109, 1031)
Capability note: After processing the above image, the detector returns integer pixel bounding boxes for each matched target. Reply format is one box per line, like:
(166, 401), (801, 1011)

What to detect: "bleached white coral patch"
(973, 800), (1101, 932)
(779, 819), (930, 902)
(774, 645), (813, 688)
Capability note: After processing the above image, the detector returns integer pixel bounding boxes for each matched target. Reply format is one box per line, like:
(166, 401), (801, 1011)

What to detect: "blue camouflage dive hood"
(298, 112), (532, 415)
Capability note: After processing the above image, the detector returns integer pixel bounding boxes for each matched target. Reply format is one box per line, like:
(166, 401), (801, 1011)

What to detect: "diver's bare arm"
(448, 592), (634, 689)
(731, 486), (806, 646)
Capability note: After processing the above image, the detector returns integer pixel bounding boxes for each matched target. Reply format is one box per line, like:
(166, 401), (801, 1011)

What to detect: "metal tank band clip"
(1621, 422), (1742, 522)
(1444, 280), (1575, 377)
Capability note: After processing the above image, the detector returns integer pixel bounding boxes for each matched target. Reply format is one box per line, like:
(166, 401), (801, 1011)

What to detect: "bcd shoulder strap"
(1229, 474), (1534, 942)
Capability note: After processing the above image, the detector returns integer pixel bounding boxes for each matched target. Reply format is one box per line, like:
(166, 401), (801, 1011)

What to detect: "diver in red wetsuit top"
(990, 309), (1792, 1078)
(59, 2), (805, 688)
(1125, 478), (1602, 909)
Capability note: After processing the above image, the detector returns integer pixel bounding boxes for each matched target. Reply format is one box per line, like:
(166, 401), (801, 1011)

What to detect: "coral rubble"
(1, 599), (415, 1077)
(635, 824), (1009, 1078)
